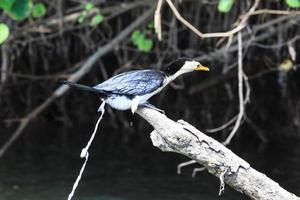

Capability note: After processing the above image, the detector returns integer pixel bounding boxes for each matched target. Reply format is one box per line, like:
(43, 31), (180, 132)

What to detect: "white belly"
(106, 92), (158, 111)
(105, 83), (168, 111)
(106, 95), (132, 110)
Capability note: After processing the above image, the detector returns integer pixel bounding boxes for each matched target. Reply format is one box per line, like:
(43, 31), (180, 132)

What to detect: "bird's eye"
(197, 64), (200, 67)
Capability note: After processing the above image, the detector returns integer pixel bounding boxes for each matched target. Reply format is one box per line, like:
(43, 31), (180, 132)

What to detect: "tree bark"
(136, 107), (300, 200)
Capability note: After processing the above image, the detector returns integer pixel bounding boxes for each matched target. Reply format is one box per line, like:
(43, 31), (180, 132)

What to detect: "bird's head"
(162, 58), (209, 78)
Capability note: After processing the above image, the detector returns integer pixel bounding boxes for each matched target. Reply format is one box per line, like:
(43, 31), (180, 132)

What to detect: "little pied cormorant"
(62, 58), (209, 114)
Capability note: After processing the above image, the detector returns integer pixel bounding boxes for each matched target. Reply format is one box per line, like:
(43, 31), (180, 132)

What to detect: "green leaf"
(32, 3), (46, 18)
(285, 0), (300, 8)
(85, 2), (94, 11)
(0, 0), (16, 11)
(147, 20), (154, 29)
(131, 30), (141, 41)
(0, 23), (9, 44)
(78, 10), (87, 23)
(137, 38), (153, 52)
(279, 59), (294, 72)
(218, 0), (235, 13)
(131, 30), (144, 45)
(131, 30), (154, 52)
(10, 0), (30, 20)
(89, 14), (104, 27)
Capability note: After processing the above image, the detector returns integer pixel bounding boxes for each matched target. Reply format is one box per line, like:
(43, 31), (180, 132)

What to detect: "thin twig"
(177, 160), (196, 174)
(189, 14), (300, 95)
(206, 114), (238, 133)
(207, 72), (250, 135)
(251, 35), (300, 49)
(223, 31), (244, 146)
(165, 0), (260, 38)
(244, 115), (268, 142)
(1, 45), (8, 85)
(251, 9), (300, 16)
(192, 167), (206, 178)
(0, 70), (70, 80)
(154, 0), (164, 40)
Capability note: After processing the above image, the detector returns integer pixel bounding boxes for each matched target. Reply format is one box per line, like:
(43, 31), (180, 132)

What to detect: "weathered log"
(136, 107), (300, 200)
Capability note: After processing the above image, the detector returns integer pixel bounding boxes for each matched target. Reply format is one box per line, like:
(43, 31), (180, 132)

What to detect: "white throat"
(164, 71), (181, 85)
(165, 60), (199, 83)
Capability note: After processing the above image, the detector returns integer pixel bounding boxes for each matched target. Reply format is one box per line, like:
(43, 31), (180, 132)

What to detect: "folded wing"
(93, 70), (165, 97)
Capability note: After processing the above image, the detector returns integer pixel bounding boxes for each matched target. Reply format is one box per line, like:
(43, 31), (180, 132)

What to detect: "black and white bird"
(62, 58), (209, 113)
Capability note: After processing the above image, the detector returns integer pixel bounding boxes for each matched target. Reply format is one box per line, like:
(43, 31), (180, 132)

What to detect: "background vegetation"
(0, 0), (299, 155)
(0, 1), (300, 199)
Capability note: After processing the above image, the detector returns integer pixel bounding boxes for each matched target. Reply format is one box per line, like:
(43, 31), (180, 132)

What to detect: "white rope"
(67, 100), (106, 200)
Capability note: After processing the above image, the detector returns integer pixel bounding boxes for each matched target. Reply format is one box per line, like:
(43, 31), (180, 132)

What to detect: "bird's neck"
(164, 70), (183, 84)
(168, 70), (185, 81)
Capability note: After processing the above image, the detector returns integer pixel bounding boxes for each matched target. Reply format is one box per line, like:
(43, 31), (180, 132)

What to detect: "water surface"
(0, 123), (299, 200)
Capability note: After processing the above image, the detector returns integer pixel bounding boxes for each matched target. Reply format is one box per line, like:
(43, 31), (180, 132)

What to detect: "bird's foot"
(140, 102), (165, 114)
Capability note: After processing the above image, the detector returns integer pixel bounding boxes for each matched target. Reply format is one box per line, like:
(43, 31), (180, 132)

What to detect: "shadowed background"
(0, 0), (299, 199)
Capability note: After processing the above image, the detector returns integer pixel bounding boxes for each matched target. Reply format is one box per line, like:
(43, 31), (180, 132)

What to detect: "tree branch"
(163, 0), (260, 38)
(222, 31), (245, 145)
(136, 107), (300, 200)
(189, 13), (300, 95)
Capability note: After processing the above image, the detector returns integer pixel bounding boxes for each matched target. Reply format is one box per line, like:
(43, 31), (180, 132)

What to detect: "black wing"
(93, 70), (165, 96)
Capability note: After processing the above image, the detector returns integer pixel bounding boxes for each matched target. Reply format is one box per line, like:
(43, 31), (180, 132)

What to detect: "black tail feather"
(61, 80), (108, 95)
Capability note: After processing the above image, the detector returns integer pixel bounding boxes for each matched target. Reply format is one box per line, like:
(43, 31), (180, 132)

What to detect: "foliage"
(279, 59), (294, 72)
(85, 2), (94, 11)
(147, 21), (154, 29)
(78, 1), (104, 27)
(131, 30), (153, 52)
(285, 0), (300, 8)
(218, 0), (235, 13)
(0, 23), (9, 44)
(131, 30), (143, 46)
(78, 10), (87, 23)
(0, 1), (48, 45)
(1, 0), (300, 146)
(6, 0), (31, 20)
(90, 14), (104, 27)
(32, 3), (46, 18)
(0, 0), (15, 11)
(216, 0), (300, 12)
(0, 0), (47, 20)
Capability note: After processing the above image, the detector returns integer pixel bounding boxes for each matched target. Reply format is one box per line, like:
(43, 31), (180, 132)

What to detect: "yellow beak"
(194, 65), (209, 71)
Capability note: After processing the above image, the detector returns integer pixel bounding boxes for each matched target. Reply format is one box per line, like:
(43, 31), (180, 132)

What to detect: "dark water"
(0, 122), (299, 200)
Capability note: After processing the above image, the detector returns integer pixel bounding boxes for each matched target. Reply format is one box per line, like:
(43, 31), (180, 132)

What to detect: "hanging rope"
(67, 100), (106, 200)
